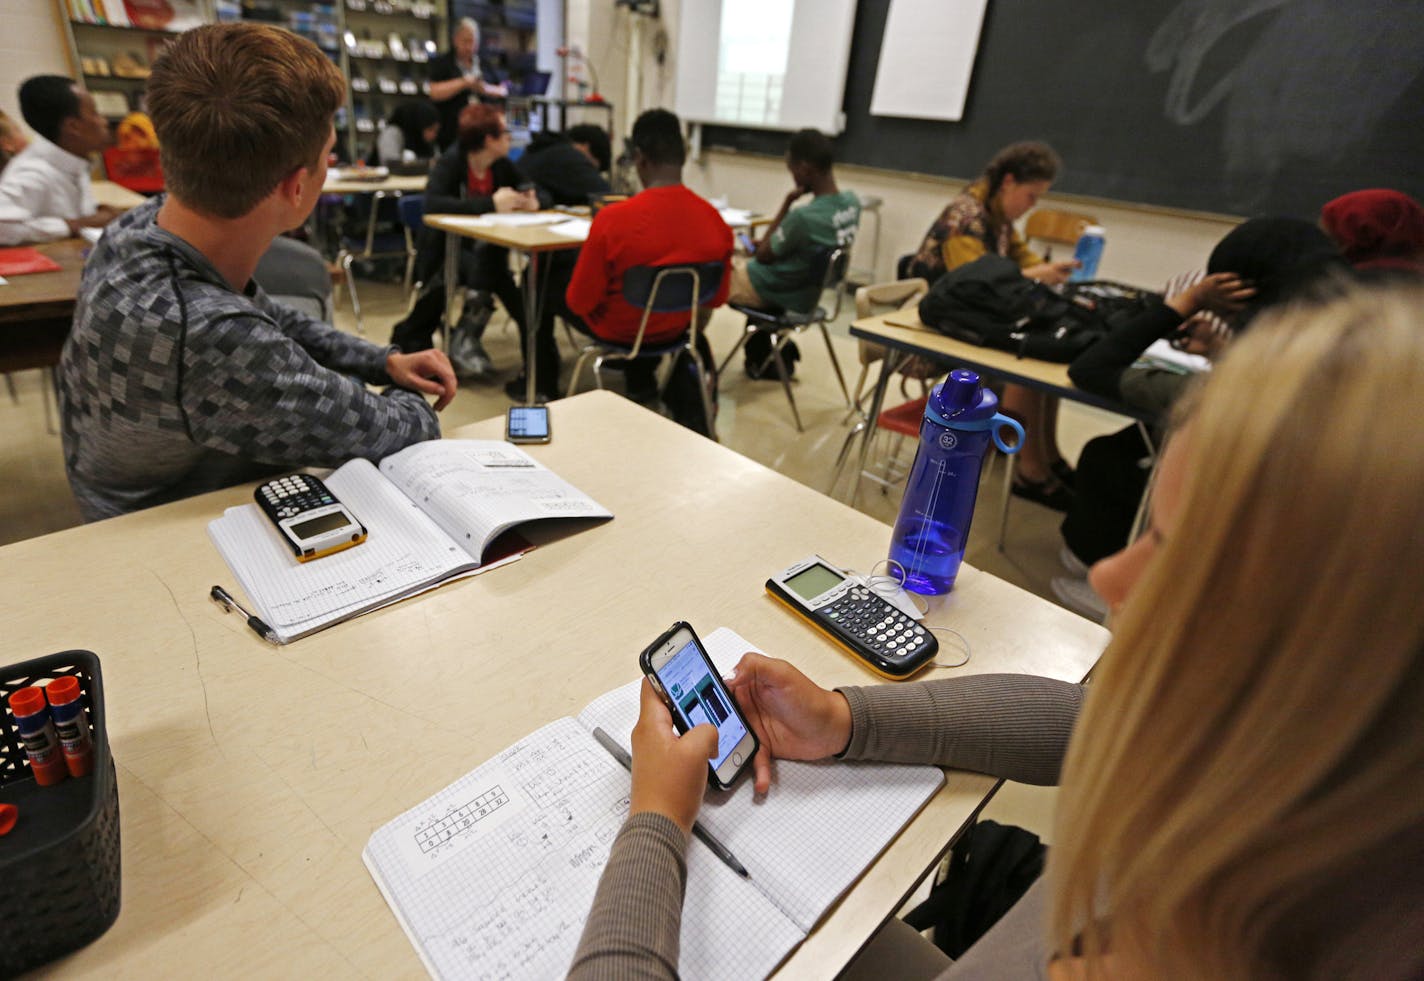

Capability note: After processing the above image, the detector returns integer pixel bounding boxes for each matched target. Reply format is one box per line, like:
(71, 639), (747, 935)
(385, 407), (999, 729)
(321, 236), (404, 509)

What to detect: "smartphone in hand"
(640, 622), (758, 790)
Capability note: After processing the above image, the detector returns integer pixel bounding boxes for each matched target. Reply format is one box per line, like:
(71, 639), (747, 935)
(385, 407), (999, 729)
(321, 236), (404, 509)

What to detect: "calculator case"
(766, 558), (938, 679)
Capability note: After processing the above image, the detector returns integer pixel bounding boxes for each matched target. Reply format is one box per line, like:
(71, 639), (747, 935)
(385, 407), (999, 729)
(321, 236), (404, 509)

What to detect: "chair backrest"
(254, 235), (334, 323)
(853, 278), (929, 367)
(1024, 208), (1097, 250)
(618, 261), (727, 358)
(396, 193), (425, 230)
(807, 244), (852, 321)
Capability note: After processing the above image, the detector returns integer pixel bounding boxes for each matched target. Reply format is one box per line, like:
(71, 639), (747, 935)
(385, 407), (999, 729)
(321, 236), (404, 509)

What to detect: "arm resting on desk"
(569, 812), (688, 981)
(1068, 300), (1184, 404)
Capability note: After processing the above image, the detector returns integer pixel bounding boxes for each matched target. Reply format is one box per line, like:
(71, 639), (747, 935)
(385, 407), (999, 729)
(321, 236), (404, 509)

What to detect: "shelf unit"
(340, 0), (444, 161)
(57, 2), (206, 121)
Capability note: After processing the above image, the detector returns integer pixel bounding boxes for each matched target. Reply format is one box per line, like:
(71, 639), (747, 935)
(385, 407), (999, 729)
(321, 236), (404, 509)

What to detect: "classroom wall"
(0, 0), (73, 129)
(569, 0), (1240, 290)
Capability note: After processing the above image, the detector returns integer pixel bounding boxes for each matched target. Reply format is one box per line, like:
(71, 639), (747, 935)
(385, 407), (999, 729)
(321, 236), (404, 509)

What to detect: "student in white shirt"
(0, 75), (117, 246)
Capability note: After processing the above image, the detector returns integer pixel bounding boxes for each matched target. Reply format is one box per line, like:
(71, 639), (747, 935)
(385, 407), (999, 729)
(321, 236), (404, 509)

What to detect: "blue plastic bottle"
(888, 370), (1024, 594)
(1069, 224), (1106, 282)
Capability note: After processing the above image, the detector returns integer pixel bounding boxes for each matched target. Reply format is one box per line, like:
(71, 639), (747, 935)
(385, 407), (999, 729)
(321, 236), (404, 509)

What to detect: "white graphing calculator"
(254, 473), (367, 562)
(766, 555), (938, 679)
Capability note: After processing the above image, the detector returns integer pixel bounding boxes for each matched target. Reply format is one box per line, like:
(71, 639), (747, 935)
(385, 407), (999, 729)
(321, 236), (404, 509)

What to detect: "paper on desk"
(717, 207), (753, 227)
(1140, 339), (1211, 374)
(80, 227), (104, 245)
(544, 218), (591, 240)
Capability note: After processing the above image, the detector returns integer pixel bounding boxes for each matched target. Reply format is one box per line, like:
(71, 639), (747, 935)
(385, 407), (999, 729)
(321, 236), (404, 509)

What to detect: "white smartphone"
(506, 405), (551, 443)
(639, 621), (758, 790)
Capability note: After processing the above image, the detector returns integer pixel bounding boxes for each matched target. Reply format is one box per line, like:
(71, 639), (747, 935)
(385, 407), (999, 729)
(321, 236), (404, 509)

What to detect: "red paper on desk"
(0, 248), (63, 276)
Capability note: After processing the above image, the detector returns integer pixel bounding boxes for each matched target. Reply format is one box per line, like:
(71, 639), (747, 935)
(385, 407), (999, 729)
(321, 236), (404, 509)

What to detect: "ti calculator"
(254, 473), (367, 562)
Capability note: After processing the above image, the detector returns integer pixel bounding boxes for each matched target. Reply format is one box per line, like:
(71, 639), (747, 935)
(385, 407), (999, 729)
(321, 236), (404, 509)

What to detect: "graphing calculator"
(254, 473), (367, 562)
(766, 556), (938, 679)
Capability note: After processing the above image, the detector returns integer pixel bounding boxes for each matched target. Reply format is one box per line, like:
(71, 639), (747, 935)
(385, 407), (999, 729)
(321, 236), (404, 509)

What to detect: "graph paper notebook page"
(363, 627), (945, 978)
(207, 441), (611, 643)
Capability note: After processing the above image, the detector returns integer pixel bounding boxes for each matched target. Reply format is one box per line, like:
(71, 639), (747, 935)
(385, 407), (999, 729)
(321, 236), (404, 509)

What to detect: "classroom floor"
(1, 276), (1127, 848)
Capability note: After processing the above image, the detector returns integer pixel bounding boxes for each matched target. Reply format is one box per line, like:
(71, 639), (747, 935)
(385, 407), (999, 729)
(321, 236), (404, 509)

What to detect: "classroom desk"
(1, 390), (1106, 978)
(424, 212), (586, 405)
(0, 238), (89, 374)
(91, 180), (147, 211)
(848, 311), (1158, 524)
(321, 173), (428, 195)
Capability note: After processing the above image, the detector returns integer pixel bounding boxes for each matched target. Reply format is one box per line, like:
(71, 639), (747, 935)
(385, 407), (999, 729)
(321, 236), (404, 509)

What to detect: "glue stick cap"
(8, 687), (46, 718)
(46, 675), (81, 707)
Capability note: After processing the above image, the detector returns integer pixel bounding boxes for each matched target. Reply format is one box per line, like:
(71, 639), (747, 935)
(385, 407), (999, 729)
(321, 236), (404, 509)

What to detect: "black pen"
(210, 585), (280, 645)
(591, 726), (750, 878)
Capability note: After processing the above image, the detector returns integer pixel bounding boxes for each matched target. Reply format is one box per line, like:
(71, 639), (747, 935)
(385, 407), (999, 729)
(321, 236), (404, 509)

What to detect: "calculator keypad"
(259, 475), (336, 519)
(818, 587), (931, 663)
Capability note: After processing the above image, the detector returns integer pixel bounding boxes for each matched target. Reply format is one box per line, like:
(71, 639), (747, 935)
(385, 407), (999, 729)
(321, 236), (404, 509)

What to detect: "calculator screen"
(290, 511), (350, 538)
(785, 563), (846, 601)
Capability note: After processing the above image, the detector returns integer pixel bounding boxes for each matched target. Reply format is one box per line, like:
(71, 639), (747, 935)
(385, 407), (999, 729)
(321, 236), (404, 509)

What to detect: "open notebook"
(363, 627), (946, 979)
(208, 440), (611, 643)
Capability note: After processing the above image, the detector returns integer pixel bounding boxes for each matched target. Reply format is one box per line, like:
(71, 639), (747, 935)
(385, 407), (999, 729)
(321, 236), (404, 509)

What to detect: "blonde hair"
(1049, 281), (1424, 978)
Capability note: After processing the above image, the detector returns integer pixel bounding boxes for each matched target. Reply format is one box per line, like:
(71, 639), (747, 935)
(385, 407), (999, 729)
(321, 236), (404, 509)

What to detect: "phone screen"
(507, 406), (549, 441)
(654, 637), (749, 772)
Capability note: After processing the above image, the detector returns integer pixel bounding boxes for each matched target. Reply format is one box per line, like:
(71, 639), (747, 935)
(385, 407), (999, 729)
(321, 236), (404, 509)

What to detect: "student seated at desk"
(572, 280), (1424, 980)
(1319, 188), (1424, 277)
(518, 124), (611, 207)
(0, 75), (117, 246)
(373, 99), (440, 167)
(909, 142), (1079, 511)
(1053, 218), (1344, 616)
(726, 128), (862, 315)
(58, 24), (455, 522)
(555, 108), (733, 409)
(388, 103), (545, 381)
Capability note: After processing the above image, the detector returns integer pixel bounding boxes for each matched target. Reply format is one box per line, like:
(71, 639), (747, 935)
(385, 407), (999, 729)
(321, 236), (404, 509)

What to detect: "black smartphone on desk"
(639, 622), (758, 790)
(506, 405), (551, 443)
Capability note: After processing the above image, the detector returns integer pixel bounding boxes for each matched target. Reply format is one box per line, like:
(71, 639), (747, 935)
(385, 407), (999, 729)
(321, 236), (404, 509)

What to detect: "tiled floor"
(2, 276), (1128, 843)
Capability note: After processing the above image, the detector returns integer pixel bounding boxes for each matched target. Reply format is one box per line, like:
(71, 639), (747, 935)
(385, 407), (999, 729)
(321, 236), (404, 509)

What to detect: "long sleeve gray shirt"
(58, 198), (440, 520)
(569, 673), (1083, 979)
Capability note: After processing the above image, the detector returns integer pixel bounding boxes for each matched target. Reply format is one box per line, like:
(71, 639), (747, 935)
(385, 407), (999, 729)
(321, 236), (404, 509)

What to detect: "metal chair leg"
(816, 322), (853, 407)
(4, 373), (17, 404)
(995, 449), (1016, 552)
(769, 332), (803, 432)
(716, 324), (754, 375)
(341, 252), (365, 336)
(567, 348), (596, 396)
(842, 363), (870, 424)
(828, 418), (866, 494)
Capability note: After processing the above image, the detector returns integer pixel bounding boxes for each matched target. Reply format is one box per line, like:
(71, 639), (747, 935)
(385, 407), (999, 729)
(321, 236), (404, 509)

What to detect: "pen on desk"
(591, 725), (750, 879)
(209, 585), (280, 645)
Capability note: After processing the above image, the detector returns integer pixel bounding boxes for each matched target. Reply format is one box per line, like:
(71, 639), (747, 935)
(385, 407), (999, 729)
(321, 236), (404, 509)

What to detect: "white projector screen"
(674, 0), (858, 134)
(870, 0), (988, 122)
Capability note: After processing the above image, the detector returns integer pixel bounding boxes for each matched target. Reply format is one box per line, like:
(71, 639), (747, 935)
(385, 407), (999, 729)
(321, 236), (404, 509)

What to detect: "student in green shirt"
(728, 128), (861, 314)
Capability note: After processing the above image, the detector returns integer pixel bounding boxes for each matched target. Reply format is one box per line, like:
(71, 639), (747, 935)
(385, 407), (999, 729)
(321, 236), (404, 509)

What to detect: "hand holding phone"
(629, 679), (720, 833)
(639, 622), (758, 790)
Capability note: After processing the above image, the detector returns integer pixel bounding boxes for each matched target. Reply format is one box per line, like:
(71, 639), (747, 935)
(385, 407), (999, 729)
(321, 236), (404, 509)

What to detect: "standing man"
(727, 128), (861, 314)
(0, 75), (117, 246)
(427, 18), (509, 151)
(59, 23), (455, 521)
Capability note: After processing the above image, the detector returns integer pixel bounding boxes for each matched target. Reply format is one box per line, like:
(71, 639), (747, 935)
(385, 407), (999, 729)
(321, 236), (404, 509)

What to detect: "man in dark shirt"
(519, 124), (611, 206)
(58, 23), (455, 520)
(427, 18), (508, 151)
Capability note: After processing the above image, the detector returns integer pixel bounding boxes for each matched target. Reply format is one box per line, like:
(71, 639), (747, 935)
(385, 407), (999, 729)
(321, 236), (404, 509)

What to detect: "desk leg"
(1126, 421), (1161, 542)
(522, 250), (542, 405)
(442, 231), (459, 355)
(850, 350), (905, 509)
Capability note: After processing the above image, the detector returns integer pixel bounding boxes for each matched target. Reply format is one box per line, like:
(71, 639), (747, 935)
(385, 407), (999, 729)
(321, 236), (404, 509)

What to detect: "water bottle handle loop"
(990, 413), (1024, 454)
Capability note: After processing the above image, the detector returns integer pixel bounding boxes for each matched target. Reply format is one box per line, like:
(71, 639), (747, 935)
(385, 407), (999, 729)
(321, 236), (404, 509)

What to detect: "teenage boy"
(0, 75), (117, 246)
(727, 128), (861, 313)
(59, 23), (455, 521)
(561, 109), (734, 405)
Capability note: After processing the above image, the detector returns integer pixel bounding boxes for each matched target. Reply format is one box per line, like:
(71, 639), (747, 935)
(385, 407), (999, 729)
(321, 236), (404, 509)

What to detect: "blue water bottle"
(888, 370), (1024, 594)
(1068, 224), (1106, 282)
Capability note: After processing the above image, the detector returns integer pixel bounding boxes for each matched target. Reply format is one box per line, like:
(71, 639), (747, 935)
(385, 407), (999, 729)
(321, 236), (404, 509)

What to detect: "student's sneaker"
(1059, 545), (1090, 577)
(1050, 576), (1109, 621)
(449, 291), (496, 380)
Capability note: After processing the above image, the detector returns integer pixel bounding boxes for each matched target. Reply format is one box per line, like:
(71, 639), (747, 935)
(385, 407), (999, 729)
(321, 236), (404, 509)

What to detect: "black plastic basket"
(0, 651), (121, 976)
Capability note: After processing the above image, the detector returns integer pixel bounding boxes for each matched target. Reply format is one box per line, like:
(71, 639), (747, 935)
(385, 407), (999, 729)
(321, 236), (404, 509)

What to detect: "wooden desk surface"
(323, 174), (428, 195)
(852, 311), (1152, 421)
(0, 238), (89, 320)
(91, 180), (147, 211)
(425, 211), (587, 253)
(3, 391), (1106, 977)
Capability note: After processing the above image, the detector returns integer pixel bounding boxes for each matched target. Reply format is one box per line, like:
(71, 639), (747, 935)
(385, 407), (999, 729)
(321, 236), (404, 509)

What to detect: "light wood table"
(322, 173), (428, 195)
(424, 212), (587, 405)
(3, 390), (1105, 977)
(91, 180), (147, 211)
(848, 311), (1159, 539)
(0, 238), (90, 374)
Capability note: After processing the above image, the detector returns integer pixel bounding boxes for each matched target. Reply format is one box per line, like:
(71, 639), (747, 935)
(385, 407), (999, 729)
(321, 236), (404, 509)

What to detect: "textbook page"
(208, 458), (480, 641)
(576, 627), (945, 933)
(362, 717), (801, 980)
(378, 440), (612, 561)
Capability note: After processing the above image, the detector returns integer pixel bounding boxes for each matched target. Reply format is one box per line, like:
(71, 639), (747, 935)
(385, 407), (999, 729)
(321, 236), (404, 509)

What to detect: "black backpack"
(918, 255), (1108, 363)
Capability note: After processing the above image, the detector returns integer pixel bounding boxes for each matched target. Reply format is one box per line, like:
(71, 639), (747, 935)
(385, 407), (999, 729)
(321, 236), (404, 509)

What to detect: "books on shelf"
(363, 627), (946, 979)
(208, 440), (612, 644)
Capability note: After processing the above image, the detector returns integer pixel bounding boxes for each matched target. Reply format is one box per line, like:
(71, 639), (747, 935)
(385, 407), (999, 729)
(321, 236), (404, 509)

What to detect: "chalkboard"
(699, 0), (1424, 218)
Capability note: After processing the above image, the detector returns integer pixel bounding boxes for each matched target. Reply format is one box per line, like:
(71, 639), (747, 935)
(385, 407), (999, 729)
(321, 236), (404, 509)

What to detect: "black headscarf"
(1207, 217), (1347, 328)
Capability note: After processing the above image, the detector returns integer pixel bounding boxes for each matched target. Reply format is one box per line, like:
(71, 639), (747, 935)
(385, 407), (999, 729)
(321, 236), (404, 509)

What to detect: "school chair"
(395, 194), (425, 306)
(844, 193), (883, 291)
(567, 261), (726, 438)
(333, 190), (419, 335)
(1024, 208), (1097, 261)
(718, 245), (854, 433)
(253, 236), (335, 324)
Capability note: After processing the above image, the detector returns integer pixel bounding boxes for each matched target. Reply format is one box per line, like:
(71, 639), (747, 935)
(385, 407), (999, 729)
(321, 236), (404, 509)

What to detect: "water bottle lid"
(1081, 224), (1105, 237)
(927, 369), (999, 429)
